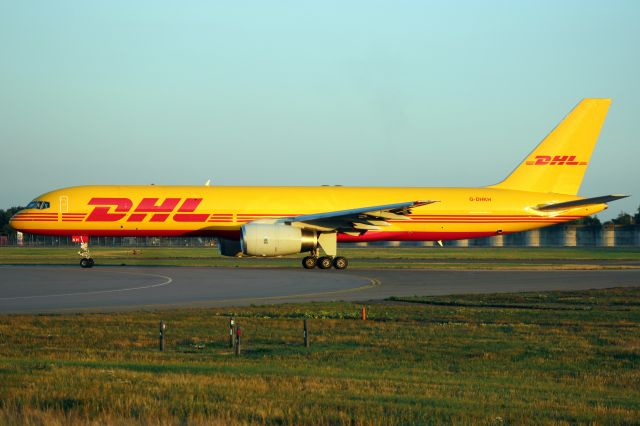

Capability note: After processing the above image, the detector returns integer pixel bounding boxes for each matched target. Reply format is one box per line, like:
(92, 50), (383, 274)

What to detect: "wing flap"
(283, 200), (438, 232)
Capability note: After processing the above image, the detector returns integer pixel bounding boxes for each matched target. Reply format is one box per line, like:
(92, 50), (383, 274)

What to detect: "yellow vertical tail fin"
(490, 98), (611, 195)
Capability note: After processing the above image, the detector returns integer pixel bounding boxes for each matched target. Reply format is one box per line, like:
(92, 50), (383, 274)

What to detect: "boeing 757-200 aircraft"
(10, 99), (628, 269)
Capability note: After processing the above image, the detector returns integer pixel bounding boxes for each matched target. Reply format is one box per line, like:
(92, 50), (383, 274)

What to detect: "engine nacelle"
(241, 223), (317, 256)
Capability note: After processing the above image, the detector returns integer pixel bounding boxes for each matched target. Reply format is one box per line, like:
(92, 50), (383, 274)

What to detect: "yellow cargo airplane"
(10, 98), (627, 269)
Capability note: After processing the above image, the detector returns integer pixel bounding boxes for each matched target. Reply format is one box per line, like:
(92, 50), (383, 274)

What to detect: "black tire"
(80, 258), (91, 268)
(88, 258), (95, 267)
(333, 256), (348, 270)
(302, 256), (317, 269)
(318, 256), (333, 269)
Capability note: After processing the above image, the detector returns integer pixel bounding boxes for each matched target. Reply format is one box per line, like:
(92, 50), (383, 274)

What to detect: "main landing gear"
(301, 234), (347, 270)
(302, 255), (348, 270)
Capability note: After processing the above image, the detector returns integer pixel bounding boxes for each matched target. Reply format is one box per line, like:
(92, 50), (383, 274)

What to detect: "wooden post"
(229, 317), (235, 348)
(361, 306), (367, 321)
(159, 320), (165, 352)
(235, 326), (241, 356)
(304, 319), (309, 348)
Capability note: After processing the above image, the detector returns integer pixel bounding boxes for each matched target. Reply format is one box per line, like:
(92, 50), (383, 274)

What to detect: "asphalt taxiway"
(0, 266), (638, 313)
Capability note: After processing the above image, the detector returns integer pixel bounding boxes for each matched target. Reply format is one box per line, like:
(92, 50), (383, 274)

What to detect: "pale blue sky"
(1, 1), (638, 219)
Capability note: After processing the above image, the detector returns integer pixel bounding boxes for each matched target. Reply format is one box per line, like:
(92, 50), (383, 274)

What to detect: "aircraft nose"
(9, 214), (19, 229)
(9, 211), (26, 231)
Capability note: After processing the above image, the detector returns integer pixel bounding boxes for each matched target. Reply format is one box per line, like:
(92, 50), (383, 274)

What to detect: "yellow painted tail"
(490, 98), (611, 195)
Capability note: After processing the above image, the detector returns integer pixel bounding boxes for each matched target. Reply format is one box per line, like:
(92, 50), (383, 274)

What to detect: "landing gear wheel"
(76, 239), (93, 268)
(333, 256), (348, 270)
(302, 256), (317, 269)
(317, 256), (333, 269)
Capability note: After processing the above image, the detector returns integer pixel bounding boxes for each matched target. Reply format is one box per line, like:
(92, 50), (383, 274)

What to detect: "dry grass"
(0, 287), (639, 424)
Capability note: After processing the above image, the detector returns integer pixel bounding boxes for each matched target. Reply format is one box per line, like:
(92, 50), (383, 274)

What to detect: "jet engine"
(241, 223), (317, 256)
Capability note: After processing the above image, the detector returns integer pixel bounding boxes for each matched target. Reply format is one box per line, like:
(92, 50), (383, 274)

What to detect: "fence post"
(235, 327), (241, 355)
(304, 319), (309, 348)
(159, 320), (166, 352)
(361, 306), (367, 321)
(229, 317), (235, 348)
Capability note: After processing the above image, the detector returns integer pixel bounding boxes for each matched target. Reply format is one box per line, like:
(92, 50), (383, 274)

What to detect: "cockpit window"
(26, 200), (50, 210)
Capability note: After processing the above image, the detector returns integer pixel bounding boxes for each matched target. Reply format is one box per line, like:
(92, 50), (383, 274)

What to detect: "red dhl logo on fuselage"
(86, 198), (209, 222)
(525, 155), (588, 166)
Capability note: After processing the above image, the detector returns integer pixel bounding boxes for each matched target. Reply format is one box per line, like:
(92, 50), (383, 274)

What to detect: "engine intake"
(241, 223), (317, 256)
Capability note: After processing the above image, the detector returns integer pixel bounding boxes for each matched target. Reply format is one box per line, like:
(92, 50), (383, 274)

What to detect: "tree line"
(574, 207), (640, 228)
(0, 206), (24, 236)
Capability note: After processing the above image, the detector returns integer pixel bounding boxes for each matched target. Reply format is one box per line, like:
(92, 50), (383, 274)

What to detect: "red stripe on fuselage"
(20, 228), (506, 241)
(21, 229), (243, 238)
(173, 214), (209, 222)
(12, 214), (58, 218)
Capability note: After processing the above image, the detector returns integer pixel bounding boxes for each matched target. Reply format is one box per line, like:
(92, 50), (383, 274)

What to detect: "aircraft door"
(59, 196), (69, 213)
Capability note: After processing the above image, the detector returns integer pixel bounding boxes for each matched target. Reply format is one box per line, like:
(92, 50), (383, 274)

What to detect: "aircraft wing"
(281, 200), (438, 233)
(536, 194), (629, 211)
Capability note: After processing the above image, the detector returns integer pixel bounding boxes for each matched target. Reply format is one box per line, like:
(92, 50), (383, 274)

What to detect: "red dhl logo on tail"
(525, 155), (588, 166)
(86, 198), (209, 222)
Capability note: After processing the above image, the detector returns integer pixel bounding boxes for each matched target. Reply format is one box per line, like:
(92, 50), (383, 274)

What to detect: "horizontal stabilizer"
(536, 194), (629, 211)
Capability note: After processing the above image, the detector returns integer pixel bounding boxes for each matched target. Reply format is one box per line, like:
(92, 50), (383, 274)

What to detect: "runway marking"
(0, 269), (173, 301)
(235, 277), (382, 302)
(55, 275), (382, 312)
(152, 276), (383, 309)
(54, 276), (383, 312)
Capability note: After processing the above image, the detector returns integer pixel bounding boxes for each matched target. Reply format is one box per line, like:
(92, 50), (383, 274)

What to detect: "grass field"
(1, 287), (639, 424)
(1, 246), (640, 269)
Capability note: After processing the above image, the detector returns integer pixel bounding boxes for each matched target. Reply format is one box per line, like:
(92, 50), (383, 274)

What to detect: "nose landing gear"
(73, 236), (94, 268)
(80, 257), (95, 268)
